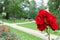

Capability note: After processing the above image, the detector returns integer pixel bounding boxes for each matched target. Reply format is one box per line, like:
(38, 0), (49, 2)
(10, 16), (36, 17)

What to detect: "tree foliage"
(0, 0), (42, 19)
(48, 0), (60, 18)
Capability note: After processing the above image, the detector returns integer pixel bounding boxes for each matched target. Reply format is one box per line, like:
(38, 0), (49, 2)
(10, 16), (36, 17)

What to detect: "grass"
(52, 30), (60, 35)
(18, 22), (60, 36)
(3, 19), (31, 23)
(18, 22), (37, 30)
(5, 26), (43, 40)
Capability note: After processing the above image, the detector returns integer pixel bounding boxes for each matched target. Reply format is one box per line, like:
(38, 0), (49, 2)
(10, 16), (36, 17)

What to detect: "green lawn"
(3, 19), (31, 23)
(6, 26), (43, 40)
(18, 22), (60, 36)
(18, 22), (37, 30)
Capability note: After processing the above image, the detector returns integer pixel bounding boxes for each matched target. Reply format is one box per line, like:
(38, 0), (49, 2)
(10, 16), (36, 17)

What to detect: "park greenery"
(0, 0), (38, 19)
(0, 0), (59, 29)
(0, 0), (60, 19)
(0, 25), (43, 40)
(0, 0), (60, 40)
(18, 22), (60, 36)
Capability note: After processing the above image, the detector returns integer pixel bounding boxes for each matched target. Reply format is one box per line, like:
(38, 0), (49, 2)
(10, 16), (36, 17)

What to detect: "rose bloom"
(35, 9), (58, 31)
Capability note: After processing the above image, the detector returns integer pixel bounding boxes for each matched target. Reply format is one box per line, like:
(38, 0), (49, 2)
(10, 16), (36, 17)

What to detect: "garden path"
(0, 21), (60, 40)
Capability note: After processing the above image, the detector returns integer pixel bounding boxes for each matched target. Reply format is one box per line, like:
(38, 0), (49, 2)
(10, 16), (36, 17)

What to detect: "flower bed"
(0, 25), (18, 40)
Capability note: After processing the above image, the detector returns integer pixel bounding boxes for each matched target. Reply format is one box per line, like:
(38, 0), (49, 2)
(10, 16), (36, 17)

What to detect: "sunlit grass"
(5, 26), (43, 40)
(18, 22), (38, 30)
(18, 21), (60, 36)
(4, 19), (31, 23)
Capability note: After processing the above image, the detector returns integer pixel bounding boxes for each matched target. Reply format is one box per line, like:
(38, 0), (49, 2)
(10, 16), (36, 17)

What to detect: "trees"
(28, 0), (37, 19)
(20, 0), (37, 19)
(5, 0), (21, 19)
(48, 0), (60, 19)
(0, 0), (43, 19)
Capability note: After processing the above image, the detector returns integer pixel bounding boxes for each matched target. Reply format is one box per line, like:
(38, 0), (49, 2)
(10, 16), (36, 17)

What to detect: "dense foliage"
(48, 0), (60, 19)
(0, 0), (60, 19)
(0, 0), (40, 19)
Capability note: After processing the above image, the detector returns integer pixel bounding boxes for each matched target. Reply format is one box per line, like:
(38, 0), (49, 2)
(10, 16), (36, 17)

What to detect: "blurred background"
(0, 0), (60, 40)
(0, 0), (60, 27)
(0, 0), (60, 19)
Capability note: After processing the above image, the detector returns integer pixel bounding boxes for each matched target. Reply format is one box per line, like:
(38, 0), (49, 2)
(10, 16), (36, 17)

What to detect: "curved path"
(0, 21), (60, 40)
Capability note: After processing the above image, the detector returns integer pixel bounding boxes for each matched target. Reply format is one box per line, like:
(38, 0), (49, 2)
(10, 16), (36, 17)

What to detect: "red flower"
(35, 16), (44, 25)
(37, 23), (47, 31)
(35, 9), (58, 31)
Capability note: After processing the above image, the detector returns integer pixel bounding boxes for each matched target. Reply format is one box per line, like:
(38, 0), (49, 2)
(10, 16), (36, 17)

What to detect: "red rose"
(35, 16), (44, 25)
(37, 23), (47, 31)
(35, 9), (58, 31)
(49, 22), (58, 31)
